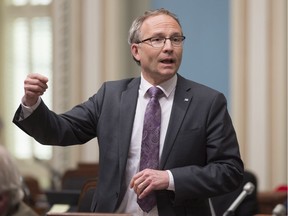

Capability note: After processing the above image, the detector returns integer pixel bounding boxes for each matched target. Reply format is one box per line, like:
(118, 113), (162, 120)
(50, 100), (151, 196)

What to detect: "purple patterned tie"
(137, 86), (163, 213)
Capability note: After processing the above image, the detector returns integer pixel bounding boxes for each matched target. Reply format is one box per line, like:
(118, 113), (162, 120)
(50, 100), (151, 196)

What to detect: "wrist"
(22, 96), (38, 107)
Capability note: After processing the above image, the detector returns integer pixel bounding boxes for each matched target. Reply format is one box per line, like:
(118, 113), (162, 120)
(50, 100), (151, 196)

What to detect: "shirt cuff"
(166, 170), (175, 191)
(20, 97), (41, 120)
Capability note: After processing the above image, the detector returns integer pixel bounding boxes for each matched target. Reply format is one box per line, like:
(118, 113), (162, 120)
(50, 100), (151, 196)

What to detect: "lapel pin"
(184, 98), (189, 102)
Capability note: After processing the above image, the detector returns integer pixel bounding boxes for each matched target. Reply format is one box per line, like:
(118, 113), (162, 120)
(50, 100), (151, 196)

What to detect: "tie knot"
(147, 87), (163, 99)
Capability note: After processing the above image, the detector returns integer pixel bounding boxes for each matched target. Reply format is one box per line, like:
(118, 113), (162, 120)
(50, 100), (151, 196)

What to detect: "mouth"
(159, 58), (175, 64)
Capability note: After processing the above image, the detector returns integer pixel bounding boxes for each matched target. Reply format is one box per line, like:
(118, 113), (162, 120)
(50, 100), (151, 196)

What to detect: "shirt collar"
(140, 73), (177, 98)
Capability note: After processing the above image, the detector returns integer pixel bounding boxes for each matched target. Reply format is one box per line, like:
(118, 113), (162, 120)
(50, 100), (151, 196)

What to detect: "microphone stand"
(223, 211), (234, 216)
(223, 182), (255, 216)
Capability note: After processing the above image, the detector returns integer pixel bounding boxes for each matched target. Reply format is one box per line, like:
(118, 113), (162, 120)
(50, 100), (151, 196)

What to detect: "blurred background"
(0, 0), (286, 214)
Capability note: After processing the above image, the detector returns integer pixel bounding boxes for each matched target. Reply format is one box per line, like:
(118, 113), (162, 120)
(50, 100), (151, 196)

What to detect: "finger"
(129, 170), (144, 188)
(134, 171), (152, 197)
(24, 79), (48, 98)
(28, 73), (49, 83)
(25, 90), (44, 98)
(26, 74), (48, 91)
(24, 82), (47, 94)
(135, 178), (146, 194)
(23, 73), (49, 106)
(25, 76), (48, 90)
(138, 180), (153, 199)
(133, 176), (145, 194)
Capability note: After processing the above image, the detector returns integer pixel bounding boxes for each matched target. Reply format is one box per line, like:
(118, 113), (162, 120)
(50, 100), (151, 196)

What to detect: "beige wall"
(50, 0), (150, 171)
(231, 0), (287, 191)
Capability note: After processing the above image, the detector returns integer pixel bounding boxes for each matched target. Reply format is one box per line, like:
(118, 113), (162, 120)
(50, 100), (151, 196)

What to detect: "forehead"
(140, 14), (182, 35)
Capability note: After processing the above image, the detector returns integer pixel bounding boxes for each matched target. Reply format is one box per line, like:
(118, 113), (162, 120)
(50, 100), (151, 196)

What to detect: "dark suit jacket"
(13, 74), (244, 216)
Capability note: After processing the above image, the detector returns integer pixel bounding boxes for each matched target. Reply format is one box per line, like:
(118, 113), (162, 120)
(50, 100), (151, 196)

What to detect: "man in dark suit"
(13, 8), (243, 216)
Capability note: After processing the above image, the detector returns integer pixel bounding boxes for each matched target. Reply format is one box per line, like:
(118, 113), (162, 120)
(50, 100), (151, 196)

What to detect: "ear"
(131, 44), (141, 62)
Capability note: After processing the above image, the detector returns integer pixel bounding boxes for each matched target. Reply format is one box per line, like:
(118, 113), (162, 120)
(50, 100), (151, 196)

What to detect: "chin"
(156, 71), (176, 81)
(160, 69), (177, 76)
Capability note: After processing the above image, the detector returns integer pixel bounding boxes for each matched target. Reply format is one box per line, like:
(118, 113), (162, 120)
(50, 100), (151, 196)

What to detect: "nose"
(163, 39), (173, 51)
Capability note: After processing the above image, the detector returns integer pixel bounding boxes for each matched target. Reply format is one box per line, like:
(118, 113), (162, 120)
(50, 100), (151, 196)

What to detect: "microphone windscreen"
(243, 182), (255, 195)
(272, 204), (286, 216)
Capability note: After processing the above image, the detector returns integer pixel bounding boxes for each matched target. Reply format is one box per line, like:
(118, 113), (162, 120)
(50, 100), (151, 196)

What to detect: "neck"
(141, 72), (176, 86)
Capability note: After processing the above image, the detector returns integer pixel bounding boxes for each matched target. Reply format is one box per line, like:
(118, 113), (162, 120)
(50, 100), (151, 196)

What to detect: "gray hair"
(128, 8), (183, 65)
(0, 146), (24, 206)
(128, 8), (182, 45)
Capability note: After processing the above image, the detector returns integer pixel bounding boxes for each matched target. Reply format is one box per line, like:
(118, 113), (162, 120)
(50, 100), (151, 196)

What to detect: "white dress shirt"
(116, 74), (177, 216)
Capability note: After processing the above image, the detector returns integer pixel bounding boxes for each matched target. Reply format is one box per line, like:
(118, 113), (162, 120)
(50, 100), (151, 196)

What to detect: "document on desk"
(48, 204), (70, 213)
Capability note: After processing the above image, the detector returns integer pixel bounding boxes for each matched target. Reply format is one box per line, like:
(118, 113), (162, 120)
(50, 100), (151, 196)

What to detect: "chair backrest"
(23, 175), (43, 205)
(77, 163), (99, 171)
(61, 168), (98, 190)
(77, 178), (98, 212)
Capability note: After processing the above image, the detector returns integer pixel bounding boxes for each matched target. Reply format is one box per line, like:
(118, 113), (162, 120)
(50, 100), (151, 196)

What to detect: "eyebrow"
(149, 32), (183, 38)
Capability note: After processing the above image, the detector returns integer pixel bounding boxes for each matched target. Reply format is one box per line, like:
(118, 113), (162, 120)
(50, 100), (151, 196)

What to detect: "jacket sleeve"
(12, 84), (106, 146)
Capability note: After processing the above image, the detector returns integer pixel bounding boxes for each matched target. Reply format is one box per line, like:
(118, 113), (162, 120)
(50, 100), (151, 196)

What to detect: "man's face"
(131, 14), (184, 85)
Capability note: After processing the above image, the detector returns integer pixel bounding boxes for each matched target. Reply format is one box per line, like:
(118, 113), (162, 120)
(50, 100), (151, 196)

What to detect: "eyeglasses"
(138, 36), (186, 48)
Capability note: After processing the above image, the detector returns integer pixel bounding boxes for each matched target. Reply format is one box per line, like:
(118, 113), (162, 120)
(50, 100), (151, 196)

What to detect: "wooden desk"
(254, 214), (271, 216)
(254, 214), (272, 216)
(47, 213), (131, 216)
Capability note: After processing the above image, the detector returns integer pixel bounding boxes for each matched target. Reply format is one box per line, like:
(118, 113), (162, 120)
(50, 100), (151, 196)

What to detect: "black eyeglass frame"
(137, 36), (186, 47)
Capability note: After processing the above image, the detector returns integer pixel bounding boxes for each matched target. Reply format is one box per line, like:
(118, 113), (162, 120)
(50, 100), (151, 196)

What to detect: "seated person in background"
(0, 145), (38, 216)
(211, 170), (258, 216)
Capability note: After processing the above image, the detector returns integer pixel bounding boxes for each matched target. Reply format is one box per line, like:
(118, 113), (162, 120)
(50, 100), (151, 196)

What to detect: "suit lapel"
(160, 75), (193, 169)
(118, 78), (140, 175)
(116, 76), (193, 171)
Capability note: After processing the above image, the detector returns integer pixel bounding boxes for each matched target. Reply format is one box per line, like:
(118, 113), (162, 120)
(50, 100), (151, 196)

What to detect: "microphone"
(223, 182), (255, 216)
(272, 204), (286, 216)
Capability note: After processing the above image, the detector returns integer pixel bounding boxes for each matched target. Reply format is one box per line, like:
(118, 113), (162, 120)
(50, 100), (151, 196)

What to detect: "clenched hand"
(23, 73), (48, 106)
